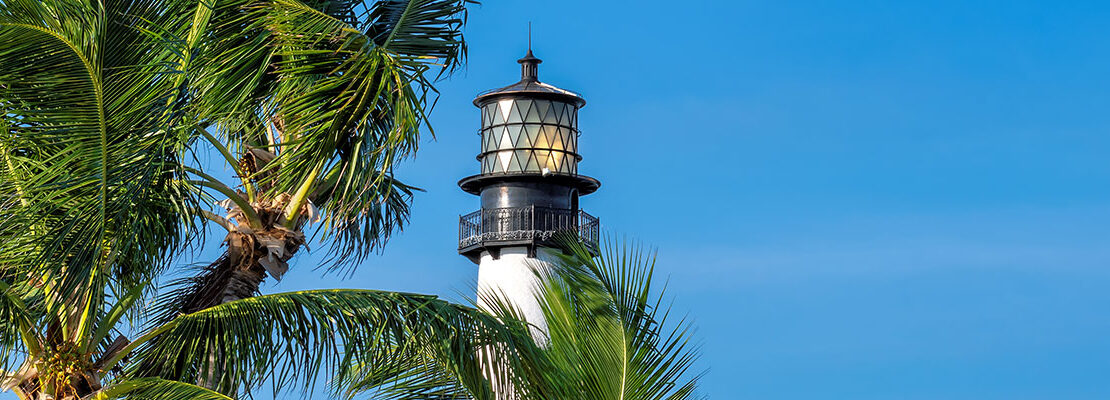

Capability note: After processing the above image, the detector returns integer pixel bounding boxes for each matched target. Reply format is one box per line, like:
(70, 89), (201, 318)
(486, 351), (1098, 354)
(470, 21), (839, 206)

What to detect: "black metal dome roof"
(473, 50), (586, 108)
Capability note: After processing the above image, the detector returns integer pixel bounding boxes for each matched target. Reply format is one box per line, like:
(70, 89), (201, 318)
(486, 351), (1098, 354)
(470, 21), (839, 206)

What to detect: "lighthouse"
(457, 49), (600, 339)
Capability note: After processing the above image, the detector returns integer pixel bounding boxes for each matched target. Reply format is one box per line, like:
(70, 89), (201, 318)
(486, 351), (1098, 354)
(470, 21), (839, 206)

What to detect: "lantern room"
(477, 97), (580, 175)
(472, 50), (587, 176)
(457, 49), (601, 261)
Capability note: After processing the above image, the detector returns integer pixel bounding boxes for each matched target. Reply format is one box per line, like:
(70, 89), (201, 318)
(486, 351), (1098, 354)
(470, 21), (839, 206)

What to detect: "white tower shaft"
(476, 247), (557, 342)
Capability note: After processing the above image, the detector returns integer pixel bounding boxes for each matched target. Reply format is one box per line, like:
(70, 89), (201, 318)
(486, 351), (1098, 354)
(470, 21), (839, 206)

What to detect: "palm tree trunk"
(221, 265), (266, 304)
(179, 223), (304, 392)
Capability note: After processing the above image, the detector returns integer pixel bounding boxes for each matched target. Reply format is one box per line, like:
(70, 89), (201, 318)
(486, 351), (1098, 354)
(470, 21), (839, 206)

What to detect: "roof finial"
(518, 23), (541, 82)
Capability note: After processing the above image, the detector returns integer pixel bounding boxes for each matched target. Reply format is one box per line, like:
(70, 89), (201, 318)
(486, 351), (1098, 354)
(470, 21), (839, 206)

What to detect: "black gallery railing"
(459, 206), (599, 250)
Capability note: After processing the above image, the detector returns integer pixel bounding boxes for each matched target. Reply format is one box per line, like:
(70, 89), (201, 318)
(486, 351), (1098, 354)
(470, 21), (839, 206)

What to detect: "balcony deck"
(458, 206), (599, 258)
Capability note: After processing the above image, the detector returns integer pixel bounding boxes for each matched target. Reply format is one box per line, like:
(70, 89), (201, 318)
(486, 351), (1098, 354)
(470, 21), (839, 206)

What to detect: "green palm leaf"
(0, 0), (198, 348)
(469, 237), (704, 400)
(0, 279), (42, 367)
(93, 377), (234, 400)
(257, 0), (472, 269)
(127, 289), (528, 397)
(158, 0), (475, 273)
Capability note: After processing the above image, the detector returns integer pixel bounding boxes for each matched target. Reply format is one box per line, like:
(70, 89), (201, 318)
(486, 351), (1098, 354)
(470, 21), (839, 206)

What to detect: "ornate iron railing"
(459, 206), (599, 250)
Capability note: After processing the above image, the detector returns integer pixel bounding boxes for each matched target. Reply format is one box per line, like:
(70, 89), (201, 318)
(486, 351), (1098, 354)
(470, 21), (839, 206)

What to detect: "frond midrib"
(381, 0), (418, 51)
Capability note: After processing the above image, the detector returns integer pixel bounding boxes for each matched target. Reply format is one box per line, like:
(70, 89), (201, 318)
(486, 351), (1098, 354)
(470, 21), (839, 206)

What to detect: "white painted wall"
(476, 246), (559, 342)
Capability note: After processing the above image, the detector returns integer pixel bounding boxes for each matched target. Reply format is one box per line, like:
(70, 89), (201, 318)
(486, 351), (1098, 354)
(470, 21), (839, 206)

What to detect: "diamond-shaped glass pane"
(496, 150), (512, 172)
(523, 100), (542, 123)
(508, 125), (527, 148)
(548, 103), (559, 126)
(498, 127), (515, 150)
(540, 101), (558, 124)
(498, 99), (514, 123)
(564, 127), (578, 152)
(546, 151), (561, 171)
(536, 100), (550, 124)
(490, 103), (504, 125)
(482, 131), (494, 152)
(545, 126), (562, 151)
(524, 151), (541, 171)
(527, 125), (545, 149)
(511, 150), (529, 172)
(482, 155), (493, 173)
(535, 150), (550, 170)
(505, 100), (523, 124)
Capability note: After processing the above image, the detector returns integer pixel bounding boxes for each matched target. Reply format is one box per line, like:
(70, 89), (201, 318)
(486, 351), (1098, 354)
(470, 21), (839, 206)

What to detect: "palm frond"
(471, 237), (704, 400)
(546, 237), (703, 399)
(0, 0), (199, 342)
(333, 345), (474, 400)
(181, 0), (278, 140)
(94, 377), (234, 400)
(251, 0), (471, 270)
(362, 0), (473, 70)
(0, 279), (42, 368)
(128, 289), (528, 398)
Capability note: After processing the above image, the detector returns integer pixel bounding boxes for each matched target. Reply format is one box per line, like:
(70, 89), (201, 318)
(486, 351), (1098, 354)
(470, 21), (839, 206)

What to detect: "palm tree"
(153, 0), (481, 390)
(165, 0), (474, 309)
(342, 237), (705, 399)
(0, 0), (534, 398)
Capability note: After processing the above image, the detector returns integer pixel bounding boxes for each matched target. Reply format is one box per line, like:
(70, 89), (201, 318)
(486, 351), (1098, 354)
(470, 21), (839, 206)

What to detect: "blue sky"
(7, 1), (1107, 399)
(270, 1), (1109, 398)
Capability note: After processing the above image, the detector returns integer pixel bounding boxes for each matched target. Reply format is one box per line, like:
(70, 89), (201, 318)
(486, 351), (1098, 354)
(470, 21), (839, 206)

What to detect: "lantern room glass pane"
(508, 125), (527, 147)
(498, 127), (515, 150)
(546, 126), (563, 151)
(514, 150), (531, 172)
(524, 99), (542, 123)
(534, 150), (549, 170)
(490, 103), (504, 125)
(547, 152), (562, 171)
(537, 100), (552, 124)
(522, 125), (540, 148)
(542, 101), (560, 124)
(481, 130), (493, 153)
(505, 100), (523, 124)
(496, 150), (512, 172)
(497, 99), (514, 123)
(533, 127), (549, 149)
(524, 151), (540, 171)
(490, 130), (501, 152)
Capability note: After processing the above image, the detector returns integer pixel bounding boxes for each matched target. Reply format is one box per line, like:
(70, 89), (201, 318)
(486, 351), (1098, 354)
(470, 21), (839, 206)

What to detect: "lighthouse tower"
(457, 49), (600, 338)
